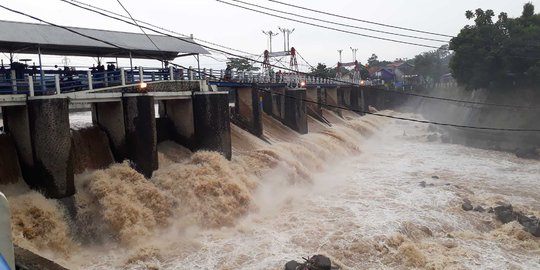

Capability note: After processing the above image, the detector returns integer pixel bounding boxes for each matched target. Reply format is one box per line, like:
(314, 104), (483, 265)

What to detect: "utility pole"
(337, 49), (343, 63)
(350, 47), (358, 62)
(262, 30), (279, 52)
(278, 27), (295, 51)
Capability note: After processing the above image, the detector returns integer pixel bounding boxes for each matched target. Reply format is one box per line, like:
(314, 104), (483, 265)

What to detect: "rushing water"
(1, 110), (540, 269)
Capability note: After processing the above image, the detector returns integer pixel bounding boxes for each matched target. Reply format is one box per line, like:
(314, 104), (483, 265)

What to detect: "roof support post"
(196, 54), (201, 78)
(129, 51), (134, 83)
(27, 75), (34, 97)
(38, 46), (45, 92)
(139, 66), (144, 82)
(54, 74), (60, 95)
(120, 68), (126, 85)
(169, 66), (174, 81)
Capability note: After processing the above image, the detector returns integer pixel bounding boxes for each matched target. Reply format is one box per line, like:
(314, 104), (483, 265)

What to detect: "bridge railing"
(0, 65), (350, 96)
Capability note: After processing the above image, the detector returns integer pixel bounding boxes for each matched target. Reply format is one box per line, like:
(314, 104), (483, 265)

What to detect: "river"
(2, 110), (539, 269)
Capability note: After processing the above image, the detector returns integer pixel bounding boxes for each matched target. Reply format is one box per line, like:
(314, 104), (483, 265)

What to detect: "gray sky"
(0, 0), (538, 71)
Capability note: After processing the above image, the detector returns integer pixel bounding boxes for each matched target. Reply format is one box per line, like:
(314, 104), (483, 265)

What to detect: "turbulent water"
(1, 109), (540, 270)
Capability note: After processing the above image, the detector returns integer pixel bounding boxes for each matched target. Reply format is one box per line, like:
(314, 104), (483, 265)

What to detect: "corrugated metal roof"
(0, 20), (209, 60)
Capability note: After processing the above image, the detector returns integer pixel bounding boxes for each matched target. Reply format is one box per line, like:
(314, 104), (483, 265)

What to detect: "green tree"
(226, 58), (260, 71)
(309, 63), (333, 78)
(414, 45), (452, 84)
(450, 3), (540, 90)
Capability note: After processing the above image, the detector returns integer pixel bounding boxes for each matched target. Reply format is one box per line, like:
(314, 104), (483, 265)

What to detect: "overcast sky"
(0, 0), (538, 71)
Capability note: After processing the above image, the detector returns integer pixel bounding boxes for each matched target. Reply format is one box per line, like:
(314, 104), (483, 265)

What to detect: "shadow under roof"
(0, 20), (209, 60)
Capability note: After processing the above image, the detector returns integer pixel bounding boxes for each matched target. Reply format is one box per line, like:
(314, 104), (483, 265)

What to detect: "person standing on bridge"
(224, 64), (232, 81)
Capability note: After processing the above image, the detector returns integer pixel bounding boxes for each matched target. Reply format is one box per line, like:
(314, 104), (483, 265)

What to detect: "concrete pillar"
(192, 92), (231, 159)
(161, 99), (196, 149)
(272, 88), (285, 120)
(0, 134), (22, 184)
(231, 87), (262, 137)
(27, 98), (74, 198)
(122, 95), (158, 178)
(92, 101), (127, 162)
(283, 89), (308, 134)
(0, 192), (15, 270)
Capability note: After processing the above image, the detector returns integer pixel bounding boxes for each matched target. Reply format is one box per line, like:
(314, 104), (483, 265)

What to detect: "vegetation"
(226, 58), (260, 71)
(449, 3), (540, 90)
(413, 45), (452, 84)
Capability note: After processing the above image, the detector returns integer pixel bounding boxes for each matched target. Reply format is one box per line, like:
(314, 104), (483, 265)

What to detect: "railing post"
(202, 68), (207, 79)
(10, 70), (17, 93)
(189, 66), (194, 80)
(104, 71), (109, 87)
(169, 66), (174, 80)
(220, 69), (224, 80)
(27, 75), (34, 97)
(0, 192), (15, 270)
(209, 69), (213, 80)
(54, 74), (60, 94)
(151, 72), (156, 81)
(120, 68), (126, 85)
(139, 66), (144, 82)
(87, 70), (93, 90)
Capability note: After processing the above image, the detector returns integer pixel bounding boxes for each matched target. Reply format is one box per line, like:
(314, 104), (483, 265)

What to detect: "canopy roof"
(0, 20), (209, 60)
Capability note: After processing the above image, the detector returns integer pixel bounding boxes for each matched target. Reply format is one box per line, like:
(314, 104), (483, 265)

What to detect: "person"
(224, 64), (232, 81)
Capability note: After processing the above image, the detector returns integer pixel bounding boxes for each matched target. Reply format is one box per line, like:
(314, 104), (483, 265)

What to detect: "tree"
(414, 45), (452, 84)
(450, 3), (540, 90)
(309, 63), (333, 78)
(367, 53), (379, 67)
(226, 58), (260, 71)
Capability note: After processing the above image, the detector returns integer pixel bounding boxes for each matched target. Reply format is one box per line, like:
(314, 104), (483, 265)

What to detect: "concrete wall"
(161, 98), (196, 148)
(0, 134), (21, 185)
(325, 87), (341, 116)
(193, 92), (232, 159)
(72, 127), (114, 174)
(283, 89), (308, 134)
(231, 87), (263, 137)
(123, 96), (158, 178)
(92, 101), (126, 162)
(2, 106), (33, 180)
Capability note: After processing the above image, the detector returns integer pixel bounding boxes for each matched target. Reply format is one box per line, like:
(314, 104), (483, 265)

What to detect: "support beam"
(122, 95), (158, 178)
(192, 92), (231, 159)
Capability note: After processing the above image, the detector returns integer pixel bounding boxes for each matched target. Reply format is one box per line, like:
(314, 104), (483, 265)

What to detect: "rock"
(432, 175), (440, 179)
(517, 213), (540, 237)
(487, 207), (494, 213)
(462, 199), (473, 211)
(308, 255), (332, 270)
(514, 147), (540, 160)
(494, 205), (516, 224)
(285, 260), (300, 270)
(473, 206), (485, 212)
(419, 181), (427, 188)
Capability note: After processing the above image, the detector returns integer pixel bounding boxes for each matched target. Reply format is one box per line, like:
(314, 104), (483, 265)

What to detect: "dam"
(0, 19), (539, 270)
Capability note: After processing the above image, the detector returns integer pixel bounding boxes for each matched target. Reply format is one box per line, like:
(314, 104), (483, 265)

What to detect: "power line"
(61, 0), (259, 58)
(217, 0), (441, 49)
(230, 0), (449, 43)
(115, 0), (161, 52)
(34, 2), (540, 109)
(2, 4), (539, 132)
(267, 0), (454, 38)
